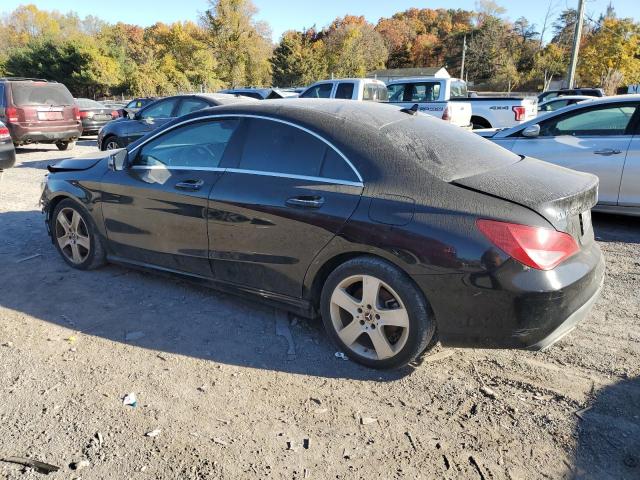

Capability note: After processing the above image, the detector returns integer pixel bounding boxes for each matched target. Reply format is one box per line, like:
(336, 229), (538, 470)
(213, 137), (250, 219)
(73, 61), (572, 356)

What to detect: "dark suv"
(0, 78), (82, 150)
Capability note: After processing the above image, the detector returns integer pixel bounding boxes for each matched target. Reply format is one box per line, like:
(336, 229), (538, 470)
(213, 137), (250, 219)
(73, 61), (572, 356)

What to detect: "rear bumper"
(8, 122), (82, 144)
(416, 242), (605, 349)
(0, 141), (16, 170)
(81, 118), (111, 134)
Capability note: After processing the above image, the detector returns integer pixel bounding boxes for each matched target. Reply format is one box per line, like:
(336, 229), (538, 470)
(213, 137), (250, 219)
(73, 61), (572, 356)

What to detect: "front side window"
(300, 83), (333, 99)
(133, 119), (240, 169)
(139, 99), (178, 120)
(539, 105), (637, 136)
(335, 83), (355, 100)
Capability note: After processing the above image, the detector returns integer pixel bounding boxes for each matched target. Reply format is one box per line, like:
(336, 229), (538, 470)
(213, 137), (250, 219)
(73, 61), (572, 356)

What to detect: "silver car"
(478, 95), (640, 216)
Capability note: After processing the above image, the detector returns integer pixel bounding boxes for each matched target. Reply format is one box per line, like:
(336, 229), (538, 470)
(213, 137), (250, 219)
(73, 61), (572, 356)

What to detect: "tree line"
(0, 1), (638, 98)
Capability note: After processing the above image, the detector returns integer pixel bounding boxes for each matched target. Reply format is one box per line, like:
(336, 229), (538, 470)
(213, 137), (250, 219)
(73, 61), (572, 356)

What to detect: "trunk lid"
(453, 157), (598, 240)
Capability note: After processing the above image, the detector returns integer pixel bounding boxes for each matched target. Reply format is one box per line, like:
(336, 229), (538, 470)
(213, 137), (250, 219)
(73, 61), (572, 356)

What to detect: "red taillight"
(73, 106), (81, 121)
(513, 106), (526, 121)
(442, 105), (451, 122)
(0, 126), (10, 140)
(111, 110), (119, 119)
(5, 107), (18, 123)
(477, 219), (579, 271)
(79, 110), (89, 119)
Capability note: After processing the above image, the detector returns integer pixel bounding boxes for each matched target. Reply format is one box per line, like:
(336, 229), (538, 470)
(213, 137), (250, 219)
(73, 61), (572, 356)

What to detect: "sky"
(1, 0), (638, 42)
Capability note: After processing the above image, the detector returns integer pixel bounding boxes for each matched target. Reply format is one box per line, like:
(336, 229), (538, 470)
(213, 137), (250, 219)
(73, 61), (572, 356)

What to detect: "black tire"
(56, 141), (75, 151)
(471, 116), (491, 130)
(102, 136), (124, 151)
(320, 256), (436, 369)
(51, 199), (106, 270)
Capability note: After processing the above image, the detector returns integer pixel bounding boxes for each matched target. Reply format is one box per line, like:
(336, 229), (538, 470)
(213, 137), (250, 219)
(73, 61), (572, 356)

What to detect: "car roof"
(158, 98), (521, 194)
(539, 95), (594, 104)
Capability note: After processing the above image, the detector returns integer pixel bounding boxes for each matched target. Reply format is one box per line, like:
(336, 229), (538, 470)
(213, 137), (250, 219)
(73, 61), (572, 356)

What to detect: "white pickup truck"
(299, 78), (472, 128)
(386, 77), (537, 129)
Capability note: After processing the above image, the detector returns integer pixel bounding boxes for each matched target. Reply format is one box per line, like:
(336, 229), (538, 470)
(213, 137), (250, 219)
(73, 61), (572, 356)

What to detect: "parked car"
(537, 95), (594, 113)
(75, 98), (118, 135)
(101, 101), (126, 117)
(386, 77), (536, 129)
(121, 97), (158, 116)
(300, 78), (389, 102)
(219, 88), (297, 99)
(0, 121), (16, 170)
(42, 99), (604, 369)
(0, 77), (82, 150)
(98, 93), (254, 150)
(537, 88), (605, 104)
(477, 95), (640, 216)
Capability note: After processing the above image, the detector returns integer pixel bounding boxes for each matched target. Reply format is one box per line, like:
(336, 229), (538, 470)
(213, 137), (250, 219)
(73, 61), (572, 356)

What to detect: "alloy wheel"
(105, 140), (120, 150)
(329, 274), (410, 360)
(55, 208), (91, 265)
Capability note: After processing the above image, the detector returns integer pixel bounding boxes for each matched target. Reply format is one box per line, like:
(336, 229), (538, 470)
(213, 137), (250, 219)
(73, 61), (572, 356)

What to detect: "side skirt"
(106, 255), (317, 318)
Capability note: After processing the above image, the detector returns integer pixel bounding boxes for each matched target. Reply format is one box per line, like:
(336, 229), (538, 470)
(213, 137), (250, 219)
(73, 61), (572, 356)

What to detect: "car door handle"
(594, 148), (622, 156)
(285, 195), (325, 209)
(175, 179), (204, 191)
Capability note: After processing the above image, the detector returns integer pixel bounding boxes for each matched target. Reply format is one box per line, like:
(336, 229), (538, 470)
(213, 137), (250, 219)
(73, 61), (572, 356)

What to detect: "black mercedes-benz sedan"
(41, 99), (605, 369)
(97, 93), (254, 151)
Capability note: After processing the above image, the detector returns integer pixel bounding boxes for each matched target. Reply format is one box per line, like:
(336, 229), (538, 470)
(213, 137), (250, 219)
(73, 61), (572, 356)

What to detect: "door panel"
(101, 167), (223, 276)
(208, 172), (362, 296)
(619, 135), (640, 207)
(511, 136), (630, 204)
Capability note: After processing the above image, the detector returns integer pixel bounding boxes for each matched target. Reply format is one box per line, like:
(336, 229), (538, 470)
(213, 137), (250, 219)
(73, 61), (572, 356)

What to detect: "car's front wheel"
(321, 257), (435, 369)
(51, 199), (106, 270)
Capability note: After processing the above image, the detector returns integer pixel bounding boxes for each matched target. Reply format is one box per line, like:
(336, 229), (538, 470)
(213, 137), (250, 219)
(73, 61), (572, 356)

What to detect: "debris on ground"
(334, 352), (348, 360)
(69, 459), (90, 471)
(65, 335), (77, 344)
(1, 341), (13, 347)
(360, 417), (377, 425)
(145, 428), (162, 438)
(213, 437), (228, 446)
(16, 253), (41, 263)
(574, 406), (592, 420)
(0, 456), (60, 475)
(123, 392), (137, 407)
(480, 386), (498, 399)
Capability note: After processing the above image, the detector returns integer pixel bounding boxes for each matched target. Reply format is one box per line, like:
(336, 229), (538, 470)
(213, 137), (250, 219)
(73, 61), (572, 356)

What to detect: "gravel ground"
(0, 139), (639, 479)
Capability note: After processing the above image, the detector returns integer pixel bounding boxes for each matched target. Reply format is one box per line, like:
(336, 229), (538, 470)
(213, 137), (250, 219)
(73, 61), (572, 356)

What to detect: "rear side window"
(134, 119), (240, 168)
(320, 148), (359, 182)
(11, 82), (74, 106)
(450, 81), (468, 99)
(335, 83), (355, 99)
(377, 85), (389, 102)
(387, 84), (406, 102)
(539, 105), (637, 136)
(176, 98), (210, 117)
(239, 119), (326, 177)
(300, 83), (333, 99)
(409, 83), (441, 102)
(140, 99), (178, 119)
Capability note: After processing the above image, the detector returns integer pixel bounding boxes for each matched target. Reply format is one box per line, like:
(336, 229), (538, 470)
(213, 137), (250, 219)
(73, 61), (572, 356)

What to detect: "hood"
(453, 157), (599, 231)
(47, 150), (109, 172)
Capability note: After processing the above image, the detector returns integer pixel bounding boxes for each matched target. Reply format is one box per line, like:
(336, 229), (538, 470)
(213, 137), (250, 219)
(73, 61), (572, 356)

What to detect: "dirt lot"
(0, 139), (639, 479)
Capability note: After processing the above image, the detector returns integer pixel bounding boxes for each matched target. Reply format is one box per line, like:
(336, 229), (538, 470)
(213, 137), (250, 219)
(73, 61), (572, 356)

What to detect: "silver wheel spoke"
(331, 288), (360, 317)
(76, 234), (90, 250)
(71, 211), (81, 232)
(337, 319), (363, 346)
(379, 308), (409, 328)
(57, 213), (71, 233)
(361, 275), (381, 308)
(70, 244), (82, 263)
(57, 234), (71, 249)
(368, 328), (395, 360)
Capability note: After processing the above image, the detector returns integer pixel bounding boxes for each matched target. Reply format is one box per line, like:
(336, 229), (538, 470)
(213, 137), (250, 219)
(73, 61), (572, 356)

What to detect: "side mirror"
(522, 124), (540, 138)
(108, 149), (128, 171)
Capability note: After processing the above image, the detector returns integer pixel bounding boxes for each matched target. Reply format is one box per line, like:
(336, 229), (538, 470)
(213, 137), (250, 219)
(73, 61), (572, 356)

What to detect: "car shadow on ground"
(0, 209), (414, 382)
(592, 213), (640, 244)
(573, 376), (640, 479)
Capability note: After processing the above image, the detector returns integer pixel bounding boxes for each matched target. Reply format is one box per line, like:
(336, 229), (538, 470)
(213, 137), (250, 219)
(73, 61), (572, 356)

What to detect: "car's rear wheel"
(51, 199), (106, 270)
(103, 136), (124, 151)
(56, 141), (75, 151)
(320, 257), (435, 369)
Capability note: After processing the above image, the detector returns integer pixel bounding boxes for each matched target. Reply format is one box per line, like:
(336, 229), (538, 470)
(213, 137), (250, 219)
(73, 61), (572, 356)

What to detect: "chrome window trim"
(128, 113), (363, 183)
(129, 165), (363, 187)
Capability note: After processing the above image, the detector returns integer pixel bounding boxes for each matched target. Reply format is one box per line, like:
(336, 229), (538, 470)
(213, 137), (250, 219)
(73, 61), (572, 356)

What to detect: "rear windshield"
(11, 82), (74, 107)
(76, 98), (104, 109)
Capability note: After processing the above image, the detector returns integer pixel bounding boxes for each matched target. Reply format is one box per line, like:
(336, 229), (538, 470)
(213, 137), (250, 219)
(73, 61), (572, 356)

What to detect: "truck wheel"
(471, 116), (491, 129)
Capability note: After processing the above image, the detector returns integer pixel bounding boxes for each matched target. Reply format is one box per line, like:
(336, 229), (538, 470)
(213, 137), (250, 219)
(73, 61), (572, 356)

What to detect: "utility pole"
(566, 0), (586, 88)
(460, 35), (467, 80)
